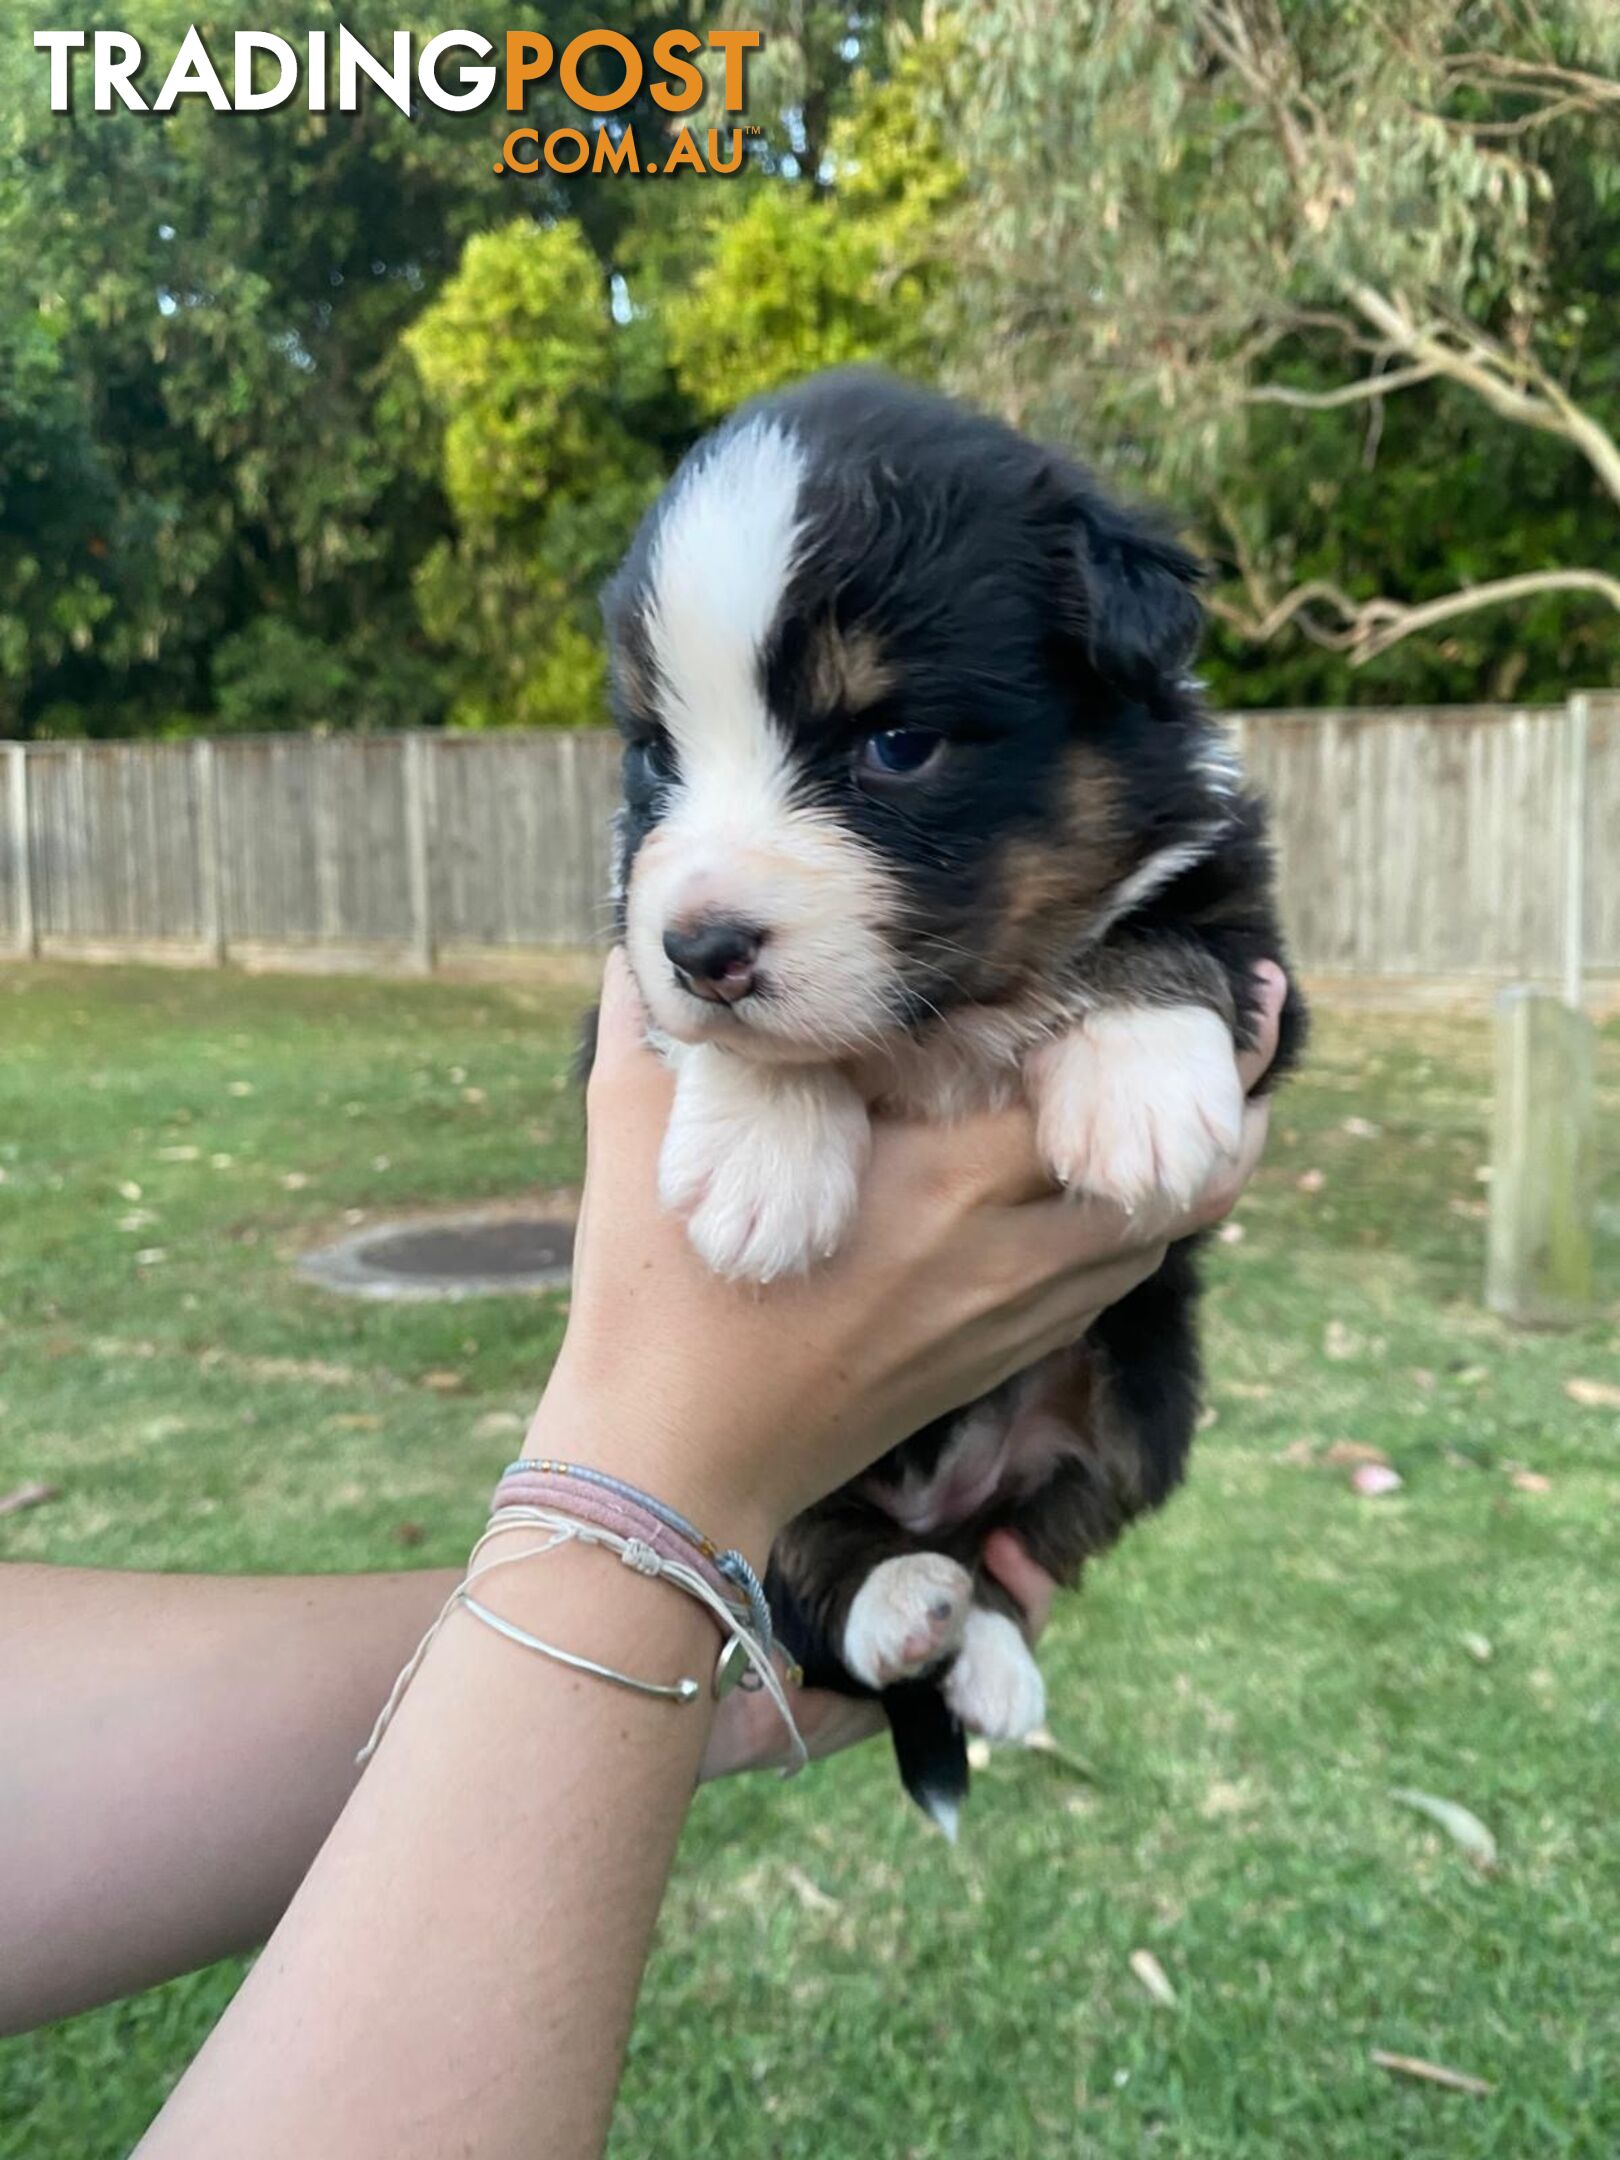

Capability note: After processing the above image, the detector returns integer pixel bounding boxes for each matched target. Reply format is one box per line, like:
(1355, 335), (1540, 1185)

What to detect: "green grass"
(3, 962), (1618, 2159)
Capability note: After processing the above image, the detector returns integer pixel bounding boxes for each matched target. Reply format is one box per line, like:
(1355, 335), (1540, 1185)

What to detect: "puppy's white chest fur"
(657, 999), (1243, 1284)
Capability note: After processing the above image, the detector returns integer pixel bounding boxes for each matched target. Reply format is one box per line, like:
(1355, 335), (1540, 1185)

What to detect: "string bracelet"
(358, 1485), (806, 1775)
(493, 1459), (776, 1654)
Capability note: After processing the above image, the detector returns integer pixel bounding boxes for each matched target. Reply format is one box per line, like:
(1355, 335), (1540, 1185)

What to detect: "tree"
(405, 221), (666, 727)
(664, 20), (961, 414)
(954, 0), (1620, 700)
(0, 0), (679, 736)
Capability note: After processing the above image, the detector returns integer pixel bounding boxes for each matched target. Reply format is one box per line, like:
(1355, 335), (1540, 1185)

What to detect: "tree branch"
(1243, 362), (1441, 409)
(1342, 282), (1620, 508)
(1215, 567), (1620, 664)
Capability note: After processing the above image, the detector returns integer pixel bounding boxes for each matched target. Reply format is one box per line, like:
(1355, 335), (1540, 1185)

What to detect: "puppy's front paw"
(843, 1553), (974, 1690)
(1028, 1005), (1244, 1215)
(659, 1051), (869, 1283)
(944, 1609), (1046, 1741)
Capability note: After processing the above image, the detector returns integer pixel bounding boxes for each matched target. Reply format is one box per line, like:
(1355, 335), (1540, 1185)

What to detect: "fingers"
(585, 948), (673, 1127)
(1186, 1093), (1271, 1231)
(1236, 961), (1287, 1095)
(981, 1531), (1056, 1641)
(698, 1672), (884, 1780)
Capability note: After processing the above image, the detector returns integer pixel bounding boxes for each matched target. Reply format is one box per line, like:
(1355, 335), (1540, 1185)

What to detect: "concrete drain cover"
(298, 1202), (576, 1302)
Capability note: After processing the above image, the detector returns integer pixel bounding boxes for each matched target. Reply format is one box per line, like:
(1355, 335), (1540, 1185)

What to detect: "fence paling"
(0, 699), (1611, 978)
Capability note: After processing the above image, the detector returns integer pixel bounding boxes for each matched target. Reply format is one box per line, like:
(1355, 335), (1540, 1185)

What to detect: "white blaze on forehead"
(643, 418), (806, 787)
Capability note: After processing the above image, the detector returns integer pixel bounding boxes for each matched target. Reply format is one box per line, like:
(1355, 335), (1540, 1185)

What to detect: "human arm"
(123, 954), (1282, 2159)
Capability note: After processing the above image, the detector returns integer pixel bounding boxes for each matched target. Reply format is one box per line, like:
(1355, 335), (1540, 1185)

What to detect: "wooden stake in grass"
(1486, 987), (1596, 1328)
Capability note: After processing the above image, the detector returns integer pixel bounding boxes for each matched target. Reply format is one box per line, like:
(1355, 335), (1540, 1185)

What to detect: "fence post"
(1486, 986), (1595, 1327)
(402, 733), (435, 974)
(192, 738), (226, 965)
(6, 743), (36, 958)
(1562, 692), (1589, 1012)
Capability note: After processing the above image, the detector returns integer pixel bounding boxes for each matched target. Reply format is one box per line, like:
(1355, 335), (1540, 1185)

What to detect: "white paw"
(1029, 1005), (1243, 1215)
(843, 1553), (974, 1690)
(944, 1609), (1047, 1742)
(658, 1050), (869, 1283)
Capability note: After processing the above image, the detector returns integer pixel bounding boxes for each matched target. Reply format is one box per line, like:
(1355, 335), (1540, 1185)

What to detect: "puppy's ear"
(1044, 468), (1205, 694)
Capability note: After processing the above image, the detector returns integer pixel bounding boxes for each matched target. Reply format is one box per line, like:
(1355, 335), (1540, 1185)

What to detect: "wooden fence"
(2, 699), (1615, 992)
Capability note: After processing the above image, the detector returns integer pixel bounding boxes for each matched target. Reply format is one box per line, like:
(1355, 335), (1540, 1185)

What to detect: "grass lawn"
(2, 960), (1618, 2160)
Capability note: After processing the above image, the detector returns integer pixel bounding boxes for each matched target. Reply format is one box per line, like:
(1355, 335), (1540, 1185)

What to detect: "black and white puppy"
(597, 369), (1305, 1831)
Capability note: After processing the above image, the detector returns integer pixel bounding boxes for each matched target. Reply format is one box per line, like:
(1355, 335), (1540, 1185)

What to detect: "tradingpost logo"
(32, 25), (764, 178)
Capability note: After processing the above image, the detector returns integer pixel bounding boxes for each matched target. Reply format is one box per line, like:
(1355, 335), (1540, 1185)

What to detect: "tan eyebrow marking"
(808, 623), (895, 715)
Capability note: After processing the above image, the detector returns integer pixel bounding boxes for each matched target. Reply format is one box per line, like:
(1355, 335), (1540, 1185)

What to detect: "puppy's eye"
(627, 734), (676, 788)
(857, 728), (944, 779)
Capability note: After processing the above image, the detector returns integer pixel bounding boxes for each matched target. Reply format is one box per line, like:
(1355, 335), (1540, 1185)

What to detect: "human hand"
(531, 956), (1286, 1566)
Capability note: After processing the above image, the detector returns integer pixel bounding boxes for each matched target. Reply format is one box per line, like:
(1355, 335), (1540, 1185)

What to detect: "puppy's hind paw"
(843, 1553), (974, 1690)
(944, 1609), (1046, 1743)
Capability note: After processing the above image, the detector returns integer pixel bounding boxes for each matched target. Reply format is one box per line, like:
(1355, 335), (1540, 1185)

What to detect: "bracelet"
(358, 1497), (806, 1776)
(494, 1459), (776, 1655)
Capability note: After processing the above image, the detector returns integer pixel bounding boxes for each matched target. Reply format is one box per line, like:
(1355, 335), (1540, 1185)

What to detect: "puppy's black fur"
(592, 370), (1305, 1823)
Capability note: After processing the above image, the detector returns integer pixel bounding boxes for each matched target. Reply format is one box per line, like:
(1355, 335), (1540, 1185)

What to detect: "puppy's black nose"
(663, 919), (764, 1005)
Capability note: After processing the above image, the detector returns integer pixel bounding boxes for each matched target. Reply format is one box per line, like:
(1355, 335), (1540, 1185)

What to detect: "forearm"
(0, 1561), (456, 2033)
(138, 1526), (721, 2160)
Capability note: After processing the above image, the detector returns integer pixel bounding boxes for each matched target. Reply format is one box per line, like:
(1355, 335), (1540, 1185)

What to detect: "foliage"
(405, 221), (666, 728)
(0, 0), (678, 737)
(953, 0), (1620, 705)
(2, 965), (1619, 2155)
(666, 26), (964, 414)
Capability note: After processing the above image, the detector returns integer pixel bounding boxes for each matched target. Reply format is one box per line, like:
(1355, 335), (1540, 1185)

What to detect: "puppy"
(597, 370), (1305, 1830)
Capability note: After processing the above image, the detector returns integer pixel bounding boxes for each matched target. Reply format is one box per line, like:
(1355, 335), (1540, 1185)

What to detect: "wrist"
(523, 1362), (782, 1574)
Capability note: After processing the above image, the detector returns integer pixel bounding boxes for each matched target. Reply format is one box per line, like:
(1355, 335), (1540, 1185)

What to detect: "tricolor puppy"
(598, 370), (1304, 1830)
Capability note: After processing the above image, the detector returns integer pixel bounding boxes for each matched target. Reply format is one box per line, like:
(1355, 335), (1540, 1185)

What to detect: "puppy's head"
(602, 370), (1231, 1062)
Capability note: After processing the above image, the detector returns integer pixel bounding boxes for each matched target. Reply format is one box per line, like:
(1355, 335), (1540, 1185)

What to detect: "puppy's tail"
(883, 1678), (969, 1841)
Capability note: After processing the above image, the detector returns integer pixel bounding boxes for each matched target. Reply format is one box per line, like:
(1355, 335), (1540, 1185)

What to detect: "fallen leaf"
(462, 1086), (487, 1105)
(134, 1248), (167, 1266)
(1215, 1220), (1245, 1244)
(1128, 1949), (1178, 2008)
(473, 1410), (526, 1441)
(1342, 1117), (1382, 1139)
(1460, 1632), (1493, 1664)
(281, 1171), (311, 1192)
(116, 1180), (143, 1201)
(1324, 1320), (1359, 1361)
(157, 1145), (200, 1162)
(783, 1865), (840, 1916)
(1390, 1788), (1498, 1871)
(1371, 2051), (1493, 2098)
(392, 1522), (425, 1548)
(330, 1413), (384, 1432)
(421, 1370), (466, 1394)
(1196, 1405), (1219, 1432)
(1274, 1439), (1316, 1467)
(1296, 1169), (1326, 1193)
(1565, 1377), (1620, 1411)
(1323, 1440), (1391, 1468)
(228, 1080), (254, 1097)
(1509, 1469), (1551, 1494)
(0, 1480), (61, 1517)
(1351, 1463), (1403, 1497)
